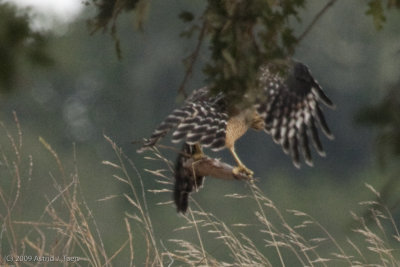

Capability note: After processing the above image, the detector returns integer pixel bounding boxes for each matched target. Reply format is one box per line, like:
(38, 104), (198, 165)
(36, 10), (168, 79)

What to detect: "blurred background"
(0, 0), (399, 265)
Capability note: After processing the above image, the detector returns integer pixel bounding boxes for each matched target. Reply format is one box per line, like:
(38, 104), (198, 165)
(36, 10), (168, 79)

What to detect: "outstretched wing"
(137, 87), (228, 153)
(256, 62), (335, 168)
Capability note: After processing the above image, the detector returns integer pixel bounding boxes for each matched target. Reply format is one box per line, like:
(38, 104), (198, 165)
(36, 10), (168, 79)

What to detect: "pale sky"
(5, 0), (84, 30)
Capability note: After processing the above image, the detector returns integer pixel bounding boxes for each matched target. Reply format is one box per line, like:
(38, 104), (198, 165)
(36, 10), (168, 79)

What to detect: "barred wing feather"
(257, 62), (335, 168)
(137, 88), (228, 153)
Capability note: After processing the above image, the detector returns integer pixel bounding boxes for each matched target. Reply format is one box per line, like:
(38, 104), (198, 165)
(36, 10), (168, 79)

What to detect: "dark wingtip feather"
(300, 127), (313, 167)
(326, 133), (335, 140)
(312, 86), (335, 109)
(315, 105), (334, 139)
(293, 160), (301, 169)
(281, 137), (290, 154)
(290, 136), (301, 168)
(305, 159), (314, 167)
(309, 118), (326, 157)
(328, 102), (337, 110)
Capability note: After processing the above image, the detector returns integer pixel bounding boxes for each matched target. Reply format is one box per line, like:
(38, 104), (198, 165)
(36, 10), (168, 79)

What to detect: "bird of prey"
(137, 60), (334, 212)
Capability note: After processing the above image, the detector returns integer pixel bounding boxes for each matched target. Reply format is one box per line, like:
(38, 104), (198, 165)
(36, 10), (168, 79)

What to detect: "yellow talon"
(232, 164), (254, 177)
(229, 146), (254, 177)
(192, 143), (205, 161)
(192, 152), (204, 161)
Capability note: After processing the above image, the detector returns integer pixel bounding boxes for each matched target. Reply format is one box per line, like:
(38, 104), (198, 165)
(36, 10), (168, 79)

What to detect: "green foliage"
(0, 3), (52, 93)
(89, 0), (307, 106)
(88, 0), (150, 59)
(88, 0), (143, 30)
(366, 0), (387, 30)
(178, 11), (195, 23)
(366, 0), (400, 30)
(88, 0), (400, 108)
(202, 0), (305, 106)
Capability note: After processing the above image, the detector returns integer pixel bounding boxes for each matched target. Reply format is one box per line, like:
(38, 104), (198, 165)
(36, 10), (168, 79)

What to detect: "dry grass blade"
(39, 136), (65, 180)
(248, 182), (286, 266)
(125, 217), (134, 267)
(103, 134), (163, 265)
(144, 168), (169, 179)
(97, 195), (121, 202)
(102, 160), (122, 169)
(365, 183), (381, 198)
(1, 114), (400, 267)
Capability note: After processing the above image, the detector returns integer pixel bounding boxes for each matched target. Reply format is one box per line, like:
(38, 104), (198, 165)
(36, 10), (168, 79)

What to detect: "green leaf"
(366, 0), (386, 30)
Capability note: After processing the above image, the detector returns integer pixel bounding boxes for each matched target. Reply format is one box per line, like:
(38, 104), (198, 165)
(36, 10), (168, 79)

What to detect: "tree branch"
(297, 0), (339, 43)
(178, 21), (206, 99)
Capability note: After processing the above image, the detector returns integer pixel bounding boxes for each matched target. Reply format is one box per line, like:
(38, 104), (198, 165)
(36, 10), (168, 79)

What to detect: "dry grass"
(0, 115), (399, 266)
(0, 114), (112, 266)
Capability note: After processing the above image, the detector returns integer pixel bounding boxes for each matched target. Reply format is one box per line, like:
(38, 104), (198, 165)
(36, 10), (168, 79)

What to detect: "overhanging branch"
(297, 0), (339, 43)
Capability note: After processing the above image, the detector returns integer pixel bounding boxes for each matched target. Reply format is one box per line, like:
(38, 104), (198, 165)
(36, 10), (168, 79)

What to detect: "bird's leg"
(229, 146), (254, 177)
(192, 143), (205, 161)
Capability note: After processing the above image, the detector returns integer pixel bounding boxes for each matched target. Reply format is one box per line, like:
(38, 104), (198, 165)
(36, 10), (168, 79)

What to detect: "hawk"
(138, 61), (334, 212)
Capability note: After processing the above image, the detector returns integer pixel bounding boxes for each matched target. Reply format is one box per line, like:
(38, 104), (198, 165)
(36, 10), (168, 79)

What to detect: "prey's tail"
(174, 143), (204, 213)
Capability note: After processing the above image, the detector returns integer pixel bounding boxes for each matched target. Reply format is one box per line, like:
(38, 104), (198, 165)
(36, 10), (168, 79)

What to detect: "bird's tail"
(174, 143), (204, 213)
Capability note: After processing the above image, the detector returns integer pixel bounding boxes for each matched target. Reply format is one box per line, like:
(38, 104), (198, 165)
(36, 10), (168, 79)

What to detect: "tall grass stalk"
(0, 115), (399, 266)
